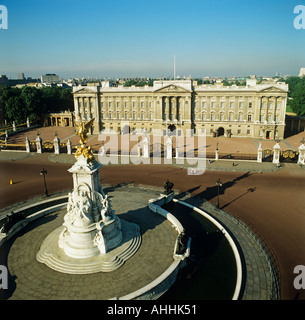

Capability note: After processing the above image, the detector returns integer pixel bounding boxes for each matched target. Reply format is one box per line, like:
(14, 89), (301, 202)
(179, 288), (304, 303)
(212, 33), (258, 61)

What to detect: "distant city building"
(18, 72), (25, 80)
(41, 73), (60, 84)
(72, 78), (288, 140)
(0, 75), (9, 86)
(299, 68), (305, 77)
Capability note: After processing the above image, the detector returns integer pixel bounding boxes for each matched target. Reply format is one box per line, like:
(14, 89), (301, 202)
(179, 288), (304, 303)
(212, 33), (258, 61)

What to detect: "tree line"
(0, 86), (73, 126)
(279, 76), (305, 115)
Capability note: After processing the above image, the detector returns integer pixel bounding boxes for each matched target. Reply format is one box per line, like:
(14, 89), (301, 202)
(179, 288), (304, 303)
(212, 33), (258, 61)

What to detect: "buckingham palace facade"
(72, 78), (288, 140)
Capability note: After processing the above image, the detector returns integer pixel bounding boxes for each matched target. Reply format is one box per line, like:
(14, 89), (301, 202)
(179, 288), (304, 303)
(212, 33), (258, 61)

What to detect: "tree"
(281, 76), (302, 97)
(0, 86), (74, 126)
(6, 95), (26, 123)
(21, 86), (44, 121)
(289, 79), (305, 115)
(59, 88), (73, 111)
(123, 80), (138, 87)
(40, 86), (73, 113)
(280, 76), (305, 115)
(135, 81), (147, 87)
(0, 86), (10, 125)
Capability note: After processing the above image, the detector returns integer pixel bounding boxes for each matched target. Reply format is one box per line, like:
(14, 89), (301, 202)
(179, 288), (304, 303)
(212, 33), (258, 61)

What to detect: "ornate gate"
(60, 142), (67, 153)
(262, 149), (273, 162)
(280, 149), (298, 163)
(42, 141), (54, 152)
(29, 141), (36, 152)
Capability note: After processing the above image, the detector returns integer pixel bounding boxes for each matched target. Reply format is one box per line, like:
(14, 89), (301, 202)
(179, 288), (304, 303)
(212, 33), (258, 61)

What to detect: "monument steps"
(37, 220), (141, 274)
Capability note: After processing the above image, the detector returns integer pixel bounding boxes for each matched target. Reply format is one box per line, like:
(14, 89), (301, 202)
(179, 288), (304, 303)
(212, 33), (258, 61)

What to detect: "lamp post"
(40, 168), (48, 197)
(216, 178), (222, 209)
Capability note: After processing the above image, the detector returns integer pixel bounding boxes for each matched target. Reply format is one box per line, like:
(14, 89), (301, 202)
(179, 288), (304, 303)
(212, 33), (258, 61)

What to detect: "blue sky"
(0, 0), (304, 79)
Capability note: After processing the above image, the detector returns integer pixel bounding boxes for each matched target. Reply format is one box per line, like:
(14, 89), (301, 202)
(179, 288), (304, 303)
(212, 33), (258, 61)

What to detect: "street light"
(216, 178), (222, 209)
(40, 168), (48, 197)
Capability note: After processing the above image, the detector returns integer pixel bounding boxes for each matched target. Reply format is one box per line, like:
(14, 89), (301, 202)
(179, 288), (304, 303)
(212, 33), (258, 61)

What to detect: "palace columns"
(184, 96), (192, 122)
(155, 96), (162, 121)
(171, 97), (177, 121)
(164, 97), (169, 120)
(256, 96), (262, 122)
(74, 97), (80, 118)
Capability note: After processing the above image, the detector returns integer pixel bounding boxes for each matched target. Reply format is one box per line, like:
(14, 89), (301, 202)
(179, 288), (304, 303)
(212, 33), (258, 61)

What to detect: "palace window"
(109, 112), (112, 119)
(238, 113), (243, 121)
(260, 115), (264, 122)
(202, 113), (206, 121)
(125, 112), (129, 120)
(267, 114), (272, 123)
(247, 114), (252, 122)
(247, 129), (250, 135)
(141, 113), (145, 120)
(125, 102), (128, 108)
(141, 102), (145, 108)
(220, 113), (224, 121)
(211, 102), (216, 108)
(230, 102), (234, 109)
(202, 102), (206, 108)
(268, 103), (272, 110)
(211, 113), (215, 121)
(109, 102), (113, 108)
(221, 102), (225, 108)
(117, 112), (120, 120)
(133, 113), (137, 120)
(249, 102), (252, 109)
(229, 113), (233, 121)
(239, 102), (244, 108)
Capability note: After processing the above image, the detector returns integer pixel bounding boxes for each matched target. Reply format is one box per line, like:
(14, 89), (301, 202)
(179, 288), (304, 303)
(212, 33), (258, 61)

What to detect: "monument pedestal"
(37, 220), (140, 274)
(37, 155), (141, 274)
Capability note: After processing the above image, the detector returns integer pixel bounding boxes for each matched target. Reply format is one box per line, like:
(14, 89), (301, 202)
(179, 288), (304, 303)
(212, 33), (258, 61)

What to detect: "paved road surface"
(0, 152), (305, 299)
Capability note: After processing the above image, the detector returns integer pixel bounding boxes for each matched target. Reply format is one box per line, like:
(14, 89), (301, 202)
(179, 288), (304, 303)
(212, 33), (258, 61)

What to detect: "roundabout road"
(0, 153), (305, 300)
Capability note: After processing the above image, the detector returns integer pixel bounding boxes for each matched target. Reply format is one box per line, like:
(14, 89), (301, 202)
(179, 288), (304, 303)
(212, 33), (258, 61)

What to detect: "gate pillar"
(272, 142), (281, 165)
(298, 143), (305, 165)
(36, 135), (42, 154)
(257, 143), (263, 163)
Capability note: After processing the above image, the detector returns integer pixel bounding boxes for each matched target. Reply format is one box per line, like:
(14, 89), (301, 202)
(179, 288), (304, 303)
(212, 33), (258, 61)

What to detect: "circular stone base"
(2, 187), (179, 300)
(36, 219), (141, 274)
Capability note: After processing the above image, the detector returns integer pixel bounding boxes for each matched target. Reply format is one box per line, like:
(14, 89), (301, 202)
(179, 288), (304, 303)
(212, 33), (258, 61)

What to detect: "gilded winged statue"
(75, 117), (95, 162)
